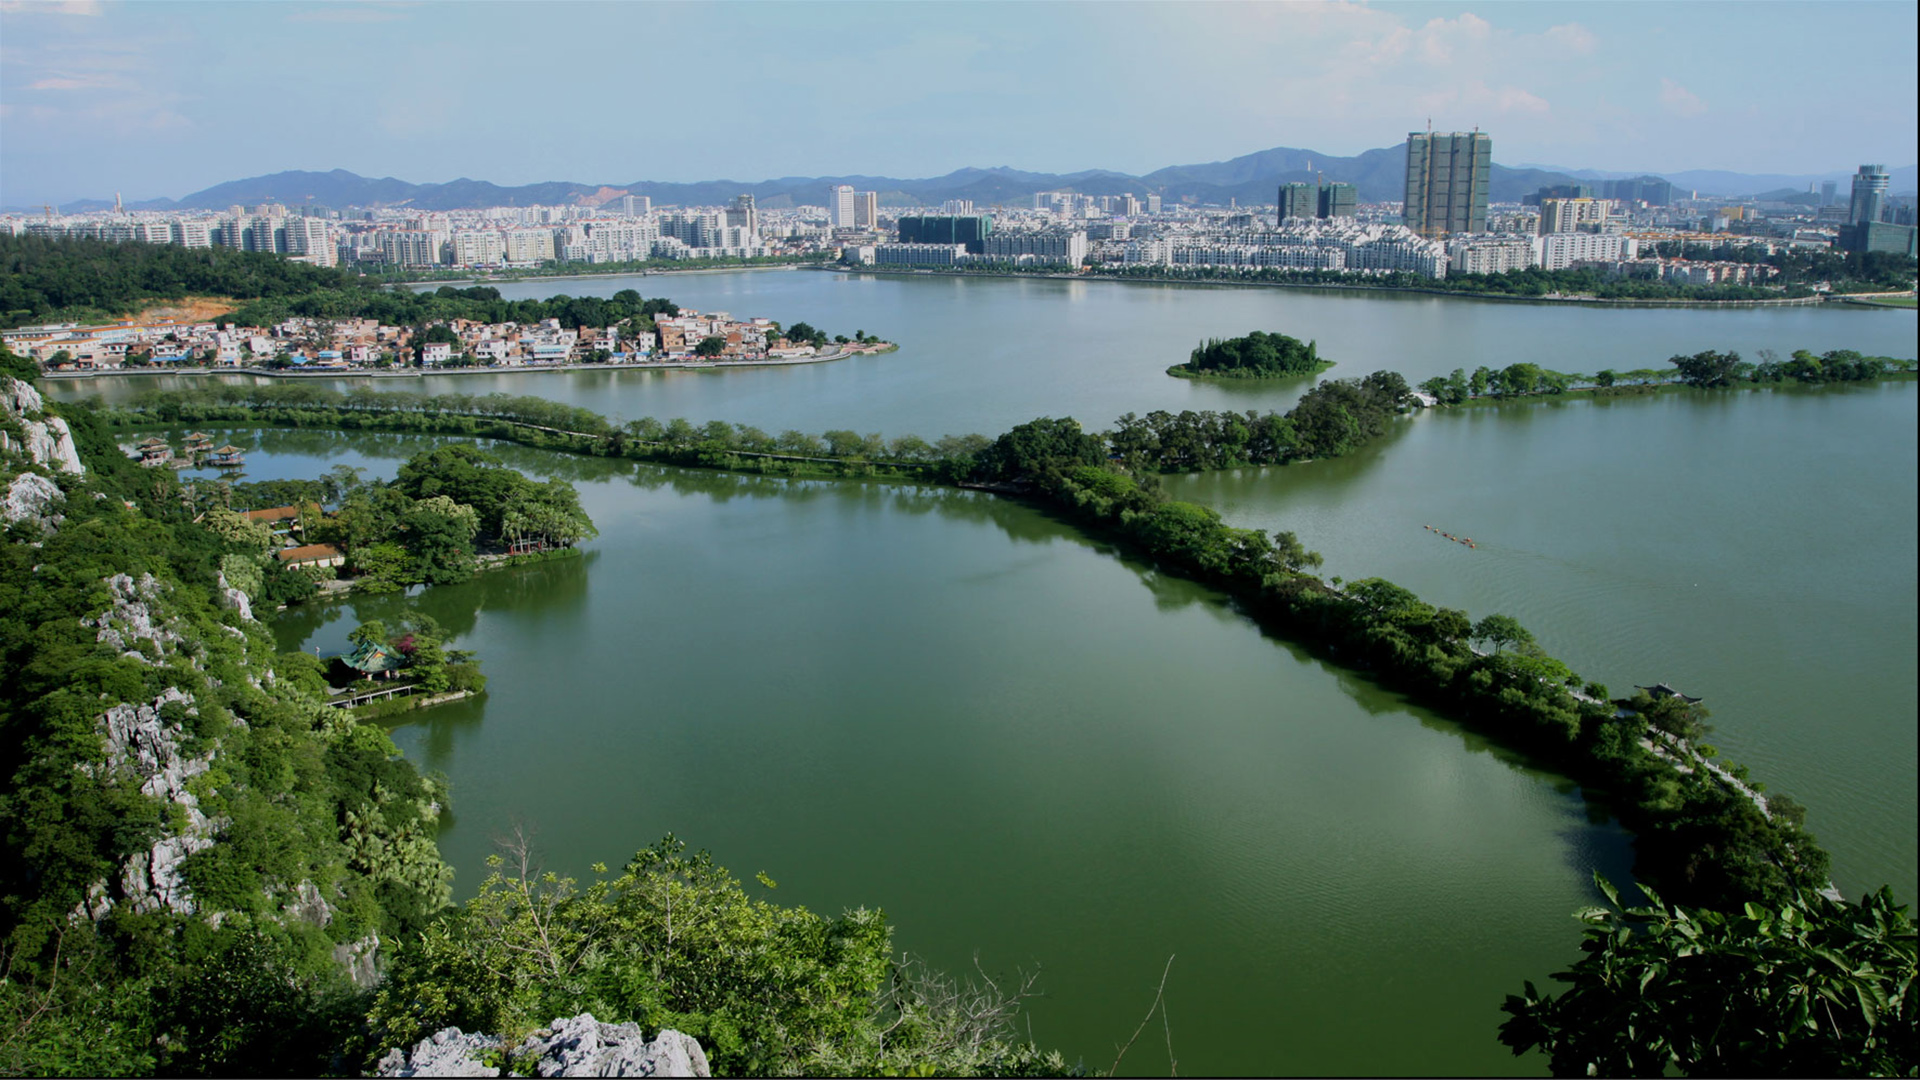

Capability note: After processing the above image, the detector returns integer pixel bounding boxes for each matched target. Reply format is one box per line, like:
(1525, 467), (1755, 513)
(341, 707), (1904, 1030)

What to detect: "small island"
(1167, 330), (1332, 380)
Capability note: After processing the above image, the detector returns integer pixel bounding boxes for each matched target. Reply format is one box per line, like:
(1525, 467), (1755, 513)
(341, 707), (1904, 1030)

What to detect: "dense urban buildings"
(7, 130), (1910, 283)
(1404, 131), (1492, 237)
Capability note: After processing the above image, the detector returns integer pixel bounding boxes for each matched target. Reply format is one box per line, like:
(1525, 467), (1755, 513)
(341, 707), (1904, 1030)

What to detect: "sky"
(1, 0), (1915, 205)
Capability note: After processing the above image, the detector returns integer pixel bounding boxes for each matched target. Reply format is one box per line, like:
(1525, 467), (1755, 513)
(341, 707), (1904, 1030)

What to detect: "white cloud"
(29, 72), (123, 90)
(0, 1), (103, 15)
(1660, 78), (1707, 117)
(1544, 23), (1598, 54)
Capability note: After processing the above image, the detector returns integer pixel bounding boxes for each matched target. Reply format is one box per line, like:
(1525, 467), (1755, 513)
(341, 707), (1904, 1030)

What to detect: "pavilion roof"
(343, 639), (408, 674)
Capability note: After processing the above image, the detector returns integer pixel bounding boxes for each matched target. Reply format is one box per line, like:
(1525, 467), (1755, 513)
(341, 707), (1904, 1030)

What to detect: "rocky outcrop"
(3, 471), (64, 532)
(83, 572), (187, 663)
(73, 685), (222, 918)
(0, 376), (83, 475)
(217, 570), (255, 622)
(374, 1016), (710, 1078)
(334, 932), (381, 990)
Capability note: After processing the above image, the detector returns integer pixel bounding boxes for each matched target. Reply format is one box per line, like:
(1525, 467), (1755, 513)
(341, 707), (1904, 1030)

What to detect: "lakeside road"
(38, 345), (892, 382)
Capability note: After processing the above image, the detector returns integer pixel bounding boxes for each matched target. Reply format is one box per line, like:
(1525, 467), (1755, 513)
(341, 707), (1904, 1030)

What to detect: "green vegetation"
(223, 284), (683, 340)
(1, 353), (1071, 1076)
(0, 390), (454, 1074)
(1169, 330), (1330, 380)
(370, 833), (1071, 1077)
(1, 233), (357, 329)
(1501, 876), (1915, 1077)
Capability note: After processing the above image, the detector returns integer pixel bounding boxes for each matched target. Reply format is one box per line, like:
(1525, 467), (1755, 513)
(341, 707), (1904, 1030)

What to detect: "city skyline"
(2, 1), (1916, 207)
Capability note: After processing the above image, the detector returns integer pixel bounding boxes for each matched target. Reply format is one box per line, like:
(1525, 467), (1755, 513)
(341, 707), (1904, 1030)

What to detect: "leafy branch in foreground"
(368, 830), (1076, 1077)
(1500, 874), (1916, 1077)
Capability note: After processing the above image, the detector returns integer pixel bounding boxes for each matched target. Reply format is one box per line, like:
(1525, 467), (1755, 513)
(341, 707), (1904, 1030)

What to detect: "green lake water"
(72, 273), (1916, 1075)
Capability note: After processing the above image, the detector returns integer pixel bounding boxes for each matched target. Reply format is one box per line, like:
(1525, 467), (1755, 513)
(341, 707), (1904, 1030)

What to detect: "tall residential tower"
(1404, 131), (1491, 237)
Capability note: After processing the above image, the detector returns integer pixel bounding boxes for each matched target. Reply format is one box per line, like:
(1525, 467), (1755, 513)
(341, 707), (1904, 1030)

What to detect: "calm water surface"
(56, 269), (1915, 438)
(210, 430), (1624, 1077)
(89, 274), (1915, 1074)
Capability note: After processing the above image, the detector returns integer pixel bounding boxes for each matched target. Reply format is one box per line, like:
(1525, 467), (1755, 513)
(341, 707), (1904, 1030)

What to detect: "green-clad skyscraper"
(1404, 131), (1491, 237)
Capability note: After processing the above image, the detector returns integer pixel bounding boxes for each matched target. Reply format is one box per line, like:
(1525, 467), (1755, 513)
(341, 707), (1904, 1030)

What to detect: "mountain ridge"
(18, 147), (1918, 215)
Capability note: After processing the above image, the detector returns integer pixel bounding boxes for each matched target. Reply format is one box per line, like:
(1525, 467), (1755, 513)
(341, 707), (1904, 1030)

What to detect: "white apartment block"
(451, 230), (506, 266)
(829, 185), (856, 229)
(1448, 235), (1538, 274)
(979, 230), (1089, 265)
(872, 243), (967, 266)
(1538, 232), (1638, 270)
(502, 228), (557, 263)
(1171, 243), (1347, 271)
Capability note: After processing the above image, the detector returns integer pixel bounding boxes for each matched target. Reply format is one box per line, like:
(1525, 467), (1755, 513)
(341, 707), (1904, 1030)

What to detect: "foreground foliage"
(1501, 876), (1916, 1077)
(371, 834), (1074, 1077)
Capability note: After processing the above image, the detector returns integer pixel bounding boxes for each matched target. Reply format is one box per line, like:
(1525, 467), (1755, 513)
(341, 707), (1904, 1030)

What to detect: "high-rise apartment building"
(829, 185), (857, 228)
(1849, 164), (1889, 225)
(1277, 182), (1317, 222)
(1279, 182), (1355, 222)
(1146, 194), (1162, 215)
(726, 194), (759, 236)
(1318, 183), (1356, 219)
(1820, 180), (1838, 207)
(1404, 131), (1492, 237)
(622, 195), (650, 217)
(854, 191), (879, 230)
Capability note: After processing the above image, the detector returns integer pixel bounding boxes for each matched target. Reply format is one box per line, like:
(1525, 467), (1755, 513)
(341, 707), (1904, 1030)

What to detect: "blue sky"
(1, 0), (1914, 205)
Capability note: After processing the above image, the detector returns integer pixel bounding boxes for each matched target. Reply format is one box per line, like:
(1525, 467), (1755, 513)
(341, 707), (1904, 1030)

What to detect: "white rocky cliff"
(376, 1015), (711, 1078)
(0, 375), (85, 476)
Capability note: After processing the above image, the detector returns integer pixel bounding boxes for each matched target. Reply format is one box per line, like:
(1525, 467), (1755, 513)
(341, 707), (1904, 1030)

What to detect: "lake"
(75, 272), (1916, 1074)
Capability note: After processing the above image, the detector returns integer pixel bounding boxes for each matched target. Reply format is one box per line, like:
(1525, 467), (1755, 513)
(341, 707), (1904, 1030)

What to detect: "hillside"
(74, 144), (1583, 213)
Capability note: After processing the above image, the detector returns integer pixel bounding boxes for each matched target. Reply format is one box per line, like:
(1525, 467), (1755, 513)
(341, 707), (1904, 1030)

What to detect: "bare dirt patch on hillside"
(129, 296), (238, 324)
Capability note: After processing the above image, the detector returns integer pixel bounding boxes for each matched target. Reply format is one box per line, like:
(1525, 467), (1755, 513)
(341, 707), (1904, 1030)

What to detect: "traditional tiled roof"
(244, 504), (317, 522)
(275, 543), (343, 564)
(343, 639), (407, 674)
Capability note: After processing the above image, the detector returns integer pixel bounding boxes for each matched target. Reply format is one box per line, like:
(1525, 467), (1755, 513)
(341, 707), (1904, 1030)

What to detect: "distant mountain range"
(20, 146), (1918, 215)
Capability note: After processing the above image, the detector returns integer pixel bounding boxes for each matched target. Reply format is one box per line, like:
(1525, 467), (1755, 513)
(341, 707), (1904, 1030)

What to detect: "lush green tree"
(200, 508), (275, 552)
(1500, 876), (1916, 1077)
(401, 496), (480, 585)
(351, 542), (411, 594)
(975, 417), (1106, 482)
(1669, 349), (1744, 388)
(693, 335), (727, 357)
(1472, 614), (1533, 654)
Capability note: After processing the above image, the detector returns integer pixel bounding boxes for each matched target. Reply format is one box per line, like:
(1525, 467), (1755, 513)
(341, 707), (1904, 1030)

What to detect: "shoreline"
(39, 344), (892, 381)
(822, 265), (1899, 310)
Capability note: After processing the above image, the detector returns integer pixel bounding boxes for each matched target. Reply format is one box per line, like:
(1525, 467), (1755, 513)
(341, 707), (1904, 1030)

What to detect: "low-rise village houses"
(8, 308), (825, 372)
